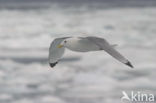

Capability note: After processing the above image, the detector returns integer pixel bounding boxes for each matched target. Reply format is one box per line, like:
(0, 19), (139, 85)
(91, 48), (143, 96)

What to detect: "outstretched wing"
(86, 36), (133, 68)
(49, 37), (70, 68)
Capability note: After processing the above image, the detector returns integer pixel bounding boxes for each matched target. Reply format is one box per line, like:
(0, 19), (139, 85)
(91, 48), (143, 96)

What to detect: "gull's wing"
(86, 36), (133, 68)
(49, 37), (70, 68)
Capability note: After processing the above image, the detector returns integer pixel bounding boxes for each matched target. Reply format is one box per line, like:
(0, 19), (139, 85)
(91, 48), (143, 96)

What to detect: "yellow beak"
(57, 44), (63, 48)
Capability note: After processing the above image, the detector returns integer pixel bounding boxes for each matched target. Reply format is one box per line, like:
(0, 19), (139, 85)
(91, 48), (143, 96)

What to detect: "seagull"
(49, 36), (133, 68)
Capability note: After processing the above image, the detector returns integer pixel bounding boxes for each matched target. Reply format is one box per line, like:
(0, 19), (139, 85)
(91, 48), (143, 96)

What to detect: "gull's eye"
(64, 40), (67, 43)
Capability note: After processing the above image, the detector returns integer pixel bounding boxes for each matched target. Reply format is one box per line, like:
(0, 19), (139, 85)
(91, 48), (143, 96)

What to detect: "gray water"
(0, 1), (156, 103)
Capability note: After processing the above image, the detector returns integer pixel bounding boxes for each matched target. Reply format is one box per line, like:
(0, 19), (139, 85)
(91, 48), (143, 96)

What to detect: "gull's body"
(64, 37), (100, 52)
(49, 36), (133, 68)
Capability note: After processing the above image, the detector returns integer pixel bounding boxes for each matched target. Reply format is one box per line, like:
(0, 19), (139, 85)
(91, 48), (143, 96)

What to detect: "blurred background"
(0, 0), (156, 103)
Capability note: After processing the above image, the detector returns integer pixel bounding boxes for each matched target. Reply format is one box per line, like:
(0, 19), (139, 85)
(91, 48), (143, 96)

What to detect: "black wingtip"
(49, 62), (58, 68)
(125, 61), (134, 68)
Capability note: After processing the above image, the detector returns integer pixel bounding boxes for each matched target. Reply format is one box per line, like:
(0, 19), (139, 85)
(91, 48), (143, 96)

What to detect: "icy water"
(0, 1), (156, 103)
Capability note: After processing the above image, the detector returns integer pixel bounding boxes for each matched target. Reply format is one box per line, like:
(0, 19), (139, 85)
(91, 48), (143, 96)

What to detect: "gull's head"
(57, 40), (67, 48)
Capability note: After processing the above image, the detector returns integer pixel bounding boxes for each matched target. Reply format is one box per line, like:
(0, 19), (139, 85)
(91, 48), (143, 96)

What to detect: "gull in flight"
(49, 36), (133, 68)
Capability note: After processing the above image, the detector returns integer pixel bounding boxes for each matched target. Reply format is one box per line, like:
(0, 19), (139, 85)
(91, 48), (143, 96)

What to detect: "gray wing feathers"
(49, 37), (69, 65)
(86, 36), (129, 64)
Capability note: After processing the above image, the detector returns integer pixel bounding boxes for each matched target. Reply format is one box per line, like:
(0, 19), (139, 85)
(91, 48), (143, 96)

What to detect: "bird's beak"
(57, 44), (63, 48)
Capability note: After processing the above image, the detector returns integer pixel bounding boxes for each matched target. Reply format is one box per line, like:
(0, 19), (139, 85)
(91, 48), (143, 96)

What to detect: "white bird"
(49, 36), (133, 68)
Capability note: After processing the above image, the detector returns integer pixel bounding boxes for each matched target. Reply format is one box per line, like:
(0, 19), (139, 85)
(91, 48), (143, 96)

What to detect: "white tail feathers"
(111, 44), (118, 48)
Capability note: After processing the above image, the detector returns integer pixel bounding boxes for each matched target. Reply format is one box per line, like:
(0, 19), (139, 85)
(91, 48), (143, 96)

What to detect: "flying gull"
(49, 36), (133, 68)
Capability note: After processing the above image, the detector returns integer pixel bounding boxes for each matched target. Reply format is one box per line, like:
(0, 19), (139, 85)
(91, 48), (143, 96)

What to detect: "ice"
(0, 2), (156, 103)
